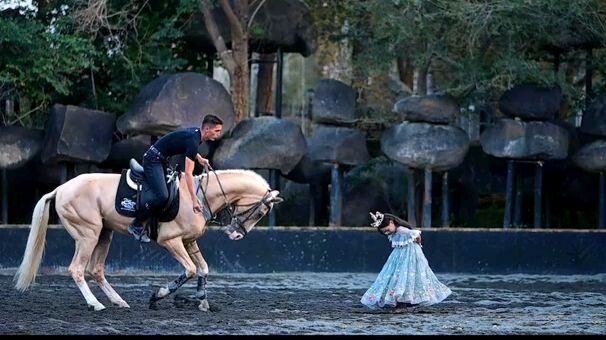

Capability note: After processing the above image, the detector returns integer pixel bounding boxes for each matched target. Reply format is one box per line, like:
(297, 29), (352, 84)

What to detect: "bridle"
(197, 168), (274, 238)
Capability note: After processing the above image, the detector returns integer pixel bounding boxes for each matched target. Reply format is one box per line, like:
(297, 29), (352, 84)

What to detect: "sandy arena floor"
(1, 271), (605, 335)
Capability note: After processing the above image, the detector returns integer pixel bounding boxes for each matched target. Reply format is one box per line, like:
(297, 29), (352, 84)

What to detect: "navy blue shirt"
(153, 127), (201, 161)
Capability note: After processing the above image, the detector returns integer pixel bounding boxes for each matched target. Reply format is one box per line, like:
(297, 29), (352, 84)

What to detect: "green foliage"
(319, 0), (606, 109)
(0, 14), (96, 127)
(76, 0), (205, 115)
(0, 0), (206, 127)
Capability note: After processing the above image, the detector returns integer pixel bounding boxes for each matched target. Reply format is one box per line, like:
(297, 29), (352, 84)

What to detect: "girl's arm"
(396, 226), (422, 245)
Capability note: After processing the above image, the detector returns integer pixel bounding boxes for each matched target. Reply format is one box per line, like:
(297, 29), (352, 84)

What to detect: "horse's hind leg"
(149, 237), (197, 309)
(63, 220), (106, 311)
(87, 228), (130, 308)
(185, 241), (210, 311)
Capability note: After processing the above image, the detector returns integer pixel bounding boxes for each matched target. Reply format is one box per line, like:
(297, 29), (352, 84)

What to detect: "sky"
(0, 0), (35, 10)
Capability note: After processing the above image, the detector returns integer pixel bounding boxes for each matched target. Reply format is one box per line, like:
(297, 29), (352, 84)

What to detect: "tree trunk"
(199, 0), (250, 122)
(396, 56), (414, 91)
(231, 33), (250, 121)
(255, 53), (275, 116)
(426, 68), (435, 95)
(413, 65), (428, 96)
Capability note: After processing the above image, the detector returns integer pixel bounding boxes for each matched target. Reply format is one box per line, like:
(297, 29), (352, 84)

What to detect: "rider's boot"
(128, 218), (150, 243)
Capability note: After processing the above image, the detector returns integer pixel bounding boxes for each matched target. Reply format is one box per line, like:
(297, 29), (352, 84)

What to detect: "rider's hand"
(198, 157), (210, 168)
(193, 202), (202, 214)
(415, 235), (422, 245)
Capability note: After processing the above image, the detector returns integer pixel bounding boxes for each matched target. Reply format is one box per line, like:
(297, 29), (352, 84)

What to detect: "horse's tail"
(14, 187), (58, 292)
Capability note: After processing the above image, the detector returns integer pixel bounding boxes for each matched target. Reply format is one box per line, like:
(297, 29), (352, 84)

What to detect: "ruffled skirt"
(361, 243), (451, 309)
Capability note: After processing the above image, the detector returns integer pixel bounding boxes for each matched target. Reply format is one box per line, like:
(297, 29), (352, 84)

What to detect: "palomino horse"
(14, 169), (283, 311)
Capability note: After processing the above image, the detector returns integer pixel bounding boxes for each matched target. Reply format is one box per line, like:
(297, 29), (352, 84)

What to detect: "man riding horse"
(128, 114), (224, 242)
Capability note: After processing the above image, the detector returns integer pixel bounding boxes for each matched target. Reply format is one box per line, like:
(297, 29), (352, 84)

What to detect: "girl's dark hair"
(374, 212), (412, 234)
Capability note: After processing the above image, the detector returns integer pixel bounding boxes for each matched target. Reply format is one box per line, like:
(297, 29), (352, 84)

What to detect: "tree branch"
(198, 0), (236, 74)
(219, 0), (245, 40)
(248, 0), (266, 29)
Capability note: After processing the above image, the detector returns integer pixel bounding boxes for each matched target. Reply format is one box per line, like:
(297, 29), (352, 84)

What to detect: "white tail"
(14, 188), (58, 291)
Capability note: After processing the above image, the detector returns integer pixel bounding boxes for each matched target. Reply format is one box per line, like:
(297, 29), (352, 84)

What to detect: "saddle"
(114, 159), (181, 240)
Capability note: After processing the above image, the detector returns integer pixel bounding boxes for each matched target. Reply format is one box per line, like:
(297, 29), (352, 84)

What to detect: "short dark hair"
(202, 114), (223, 128)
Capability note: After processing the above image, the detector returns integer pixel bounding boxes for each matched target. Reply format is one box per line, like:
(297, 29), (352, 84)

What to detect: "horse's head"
(224, 189), (283, 240)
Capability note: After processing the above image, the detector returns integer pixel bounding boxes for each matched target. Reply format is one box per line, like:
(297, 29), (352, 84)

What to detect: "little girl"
(361, 211), (451, 309)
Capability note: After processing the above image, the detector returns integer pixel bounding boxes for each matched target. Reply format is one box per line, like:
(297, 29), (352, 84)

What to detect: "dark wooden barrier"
(1, 225), (604, 274)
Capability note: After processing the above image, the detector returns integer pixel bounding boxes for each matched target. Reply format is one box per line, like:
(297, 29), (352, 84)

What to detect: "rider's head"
(201, 114), (224, 141)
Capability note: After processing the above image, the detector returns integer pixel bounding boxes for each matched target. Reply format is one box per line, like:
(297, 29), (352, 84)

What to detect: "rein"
(196, 167), (271, 237)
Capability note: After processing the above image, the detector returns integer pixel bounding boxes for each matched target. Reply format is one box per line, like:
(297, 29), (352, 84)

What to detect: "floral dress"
(360, 226), (451, 309)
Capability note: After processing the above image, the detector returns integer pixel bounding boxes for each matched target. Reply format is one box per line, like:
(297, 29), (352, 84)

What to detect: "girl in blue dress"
(361, 211), (451, 309)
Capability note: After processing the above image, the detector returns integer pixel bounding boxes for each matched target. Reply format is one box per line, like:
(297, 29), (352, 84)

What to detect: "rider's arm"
(195, 153), (210, 167)
(184, 157), (201, 213)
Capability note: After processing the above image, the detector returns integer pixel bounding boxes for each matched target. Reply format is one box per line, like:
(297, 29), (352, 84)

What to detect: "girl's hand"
(414, 235), (422, 245)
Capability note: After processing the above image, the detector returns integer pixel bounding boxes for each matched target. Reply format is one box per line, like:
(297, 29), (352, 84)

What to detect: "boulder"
(307, 125), (370, 166)
(311, 79), (356, 124)
(580, 95), (606, 137)
(117, 72), (236, 136)
(41, 104), (115, 164)
(381, 122), (469, 171)
(498, 85), (561, 120)
(393, 94), (459, 124)
(0, 125), (44, 169)
(572, 140), (606, 173)
(98, 135), (151, 170)
(282, 153), (332, 184)
(212, 117), (306, 173)
(480, 118), (569, 160)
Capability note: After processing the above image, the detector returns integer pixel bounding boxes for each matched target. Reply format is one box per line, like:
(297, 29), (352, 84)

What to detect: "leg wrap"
(167, 272), (189, 294)
(196, 275), (207, 299)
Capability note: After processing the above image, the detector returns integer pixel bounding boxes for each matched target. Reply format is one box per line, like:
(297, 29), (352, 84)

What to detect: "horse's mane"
(196, 169), (270, 188)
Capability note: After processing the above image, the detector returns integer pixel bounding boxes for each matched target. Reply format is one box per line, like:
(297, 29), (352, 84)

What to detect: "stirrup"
(128, 224), (150, 243)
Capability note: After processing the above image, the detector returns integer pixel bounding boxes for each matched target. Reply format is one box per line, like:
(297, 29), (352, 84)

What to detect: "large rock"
(98, 135), (151, 170)
(580, 95), (606, 137)
(0, 125), (44, 169)
(311, 79), (356, 124)
(185, 0), (316, 57)
(381, 122), (469, 171)
(282, 153), (332, 184)
(572, 140), (606, 173)
(498, 85), (561, 120)
(117, 72), (236, 136)
(213, 117), (306, 173)
(480, 118), (569, 160)
(393, 94), (459, 124)
(307, 125), (370, 166)
(41, 104), (116, 164)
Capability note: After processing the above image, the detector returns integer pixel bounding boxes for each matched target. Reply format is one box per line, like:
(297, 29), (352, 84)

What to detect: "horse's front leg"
(150, 238), (196, 309)
(88, 228), (130, 308)
(185, 241), (210, 311)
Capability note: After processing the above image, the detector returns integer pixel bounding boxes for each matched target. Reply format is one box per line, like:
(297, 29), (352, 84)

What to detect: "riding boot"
(128, 211), (151, 243)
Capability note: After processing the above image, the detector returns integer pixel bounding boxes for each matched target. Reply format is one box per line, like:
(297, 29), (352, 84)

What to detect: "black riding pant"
(136, 149), (169, 222)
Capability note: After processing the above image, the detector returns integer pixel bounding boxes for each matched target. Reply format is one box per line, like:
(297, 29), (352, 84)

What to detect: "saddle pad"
(115, 169), (138, 217)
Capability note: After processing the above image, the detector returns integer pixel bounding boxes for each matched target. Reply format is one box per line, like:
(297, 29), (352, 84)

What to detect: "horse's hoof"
(114, 301), (130, 308)
(88, 303), (106, 311)
(198, 299), (210, 312)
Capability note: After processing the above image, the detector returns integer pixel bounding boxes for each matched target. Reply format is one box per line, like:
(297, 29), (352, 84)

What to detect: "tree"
(0, 8), (96, 127)
(199, 0), (270, 122)
(313, 0), (606, 114)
